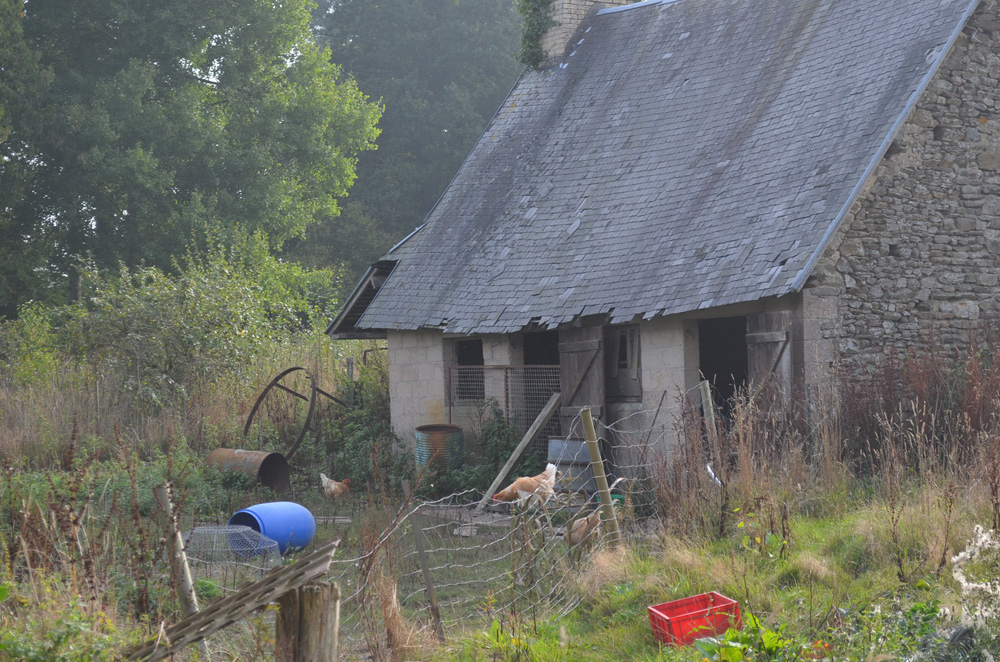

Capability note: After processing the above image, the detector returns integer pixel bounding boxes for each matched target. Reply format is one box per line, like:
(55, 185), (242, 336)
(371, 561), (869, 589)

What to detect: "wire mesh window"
(448, 365), (561, 442)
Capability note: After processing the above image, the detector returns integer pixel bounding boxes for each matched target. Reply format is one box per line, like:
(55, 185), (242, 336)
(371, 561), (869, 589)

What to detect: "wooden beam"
(475, 392), (561, 514)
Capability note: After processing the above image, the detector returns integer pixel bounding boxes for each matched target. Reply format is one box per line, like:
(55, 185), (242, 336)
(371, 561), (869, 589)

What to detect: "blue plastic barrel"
(229, 501), (316, 554)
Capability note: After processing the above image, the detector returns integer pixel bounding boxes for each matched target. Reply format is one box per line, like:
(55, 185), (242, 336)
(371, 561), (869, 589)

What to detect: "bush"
(321, 346), (413, 494)
(0, 301), (60, 388)
(48, 232), (342, 409)
(429, 401), (544, 498)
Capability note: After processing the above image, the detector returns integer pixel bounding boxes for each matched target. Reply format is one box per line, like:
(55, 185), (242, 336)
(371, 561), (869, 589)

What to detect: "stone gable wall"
(804, 1), (1000, 372)
(540, 0), (631, 61)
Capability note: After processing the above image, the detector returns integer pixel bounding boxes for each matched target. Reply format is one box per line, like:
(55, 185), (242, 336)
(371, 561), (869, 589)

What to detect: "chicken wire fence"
(180, 399), (724, 660)
(183, 525), (283, 592)
(315, 404), (687, 660)
(448, 366), (562, 462)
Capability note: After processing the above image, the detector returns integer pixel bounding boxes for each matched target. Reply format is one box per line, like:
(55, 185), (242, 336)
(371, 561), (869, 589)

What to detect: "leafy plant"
(517, 0), (555, 68)
(52, 234), (341, 410)
(322, 346), (413, 493)
(429, 401), (542, 497)
(694, 613), (813, 661)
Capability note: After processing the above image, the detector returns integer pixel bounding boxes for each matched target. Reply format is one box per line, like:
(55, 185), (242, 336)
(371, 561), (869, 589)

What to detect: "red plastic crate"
(648, 592), (742, 646)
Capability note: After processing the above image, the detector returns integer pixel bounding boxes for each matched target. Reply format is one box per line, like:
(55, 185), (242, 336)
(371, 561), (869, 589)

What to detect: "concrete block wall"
(387, 329), (447, 451)
(632, 315), (691, 460)
(540, 0), (632, 61)
(804, 1), (1000, 372)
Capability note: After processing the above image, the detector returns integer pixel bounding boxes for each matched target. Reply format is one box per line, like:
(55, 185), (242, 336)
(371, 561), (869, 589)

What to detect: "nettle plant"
(952, 525), (1000, 652)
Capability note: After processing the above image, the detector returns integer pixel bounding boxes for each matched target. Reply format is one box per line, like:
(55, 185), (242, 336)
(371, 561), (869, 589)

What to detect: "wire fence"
(314, 403), (682, 660)
(448, 366), (562, 459)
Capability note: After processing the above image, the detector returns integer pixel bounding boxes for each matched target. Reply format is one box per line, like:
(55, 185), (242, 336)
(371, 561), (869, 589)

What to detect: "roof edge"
(788, 0), (983, 292)
(325, 260), (396, 338)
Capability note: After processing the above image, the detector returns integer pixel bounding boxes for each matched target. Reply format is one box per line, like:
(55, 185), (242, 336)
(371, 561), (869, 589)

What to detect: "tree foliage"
(0, 0), (52, 317)
(298, 0), (522, 280)
(1, 233), (341, 407)
(0, 0), (381, 315)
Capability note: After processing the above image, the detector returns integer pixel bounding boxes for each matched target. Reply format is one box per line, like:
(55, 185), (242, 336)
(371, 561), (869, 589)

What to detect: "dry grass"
(572, 546), (633, 602)
(789, 551), (836, 585)
(0, 336), (350, 468)
(374, 571), (432, 662)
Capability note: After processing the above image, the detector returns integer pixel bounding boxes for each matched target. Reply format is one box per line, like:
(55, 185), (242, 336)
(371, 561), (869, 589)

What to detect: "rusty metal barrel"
(414, 424), (464, 471)
(206, 449), (290, 493)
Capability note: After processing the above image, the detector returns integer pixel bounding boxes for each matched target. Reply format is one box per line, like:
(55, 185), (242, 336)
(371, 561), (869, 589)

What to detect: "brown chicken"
(320, 474), (350, 498)
(492, 463), (557, 507)
(566, 510), (601, 546)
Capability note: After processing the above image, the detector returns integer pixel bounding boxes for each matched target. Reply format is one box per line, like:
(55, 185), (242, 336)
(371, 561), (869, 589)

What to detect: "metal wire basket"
(183, 525), (282, 593)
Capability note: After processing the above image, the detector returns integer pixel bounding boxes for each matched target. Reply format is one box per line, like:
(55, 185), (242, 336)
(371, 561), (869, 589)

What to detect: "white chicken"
(320, 473), (350, 499)
(492, 463), (557, 507)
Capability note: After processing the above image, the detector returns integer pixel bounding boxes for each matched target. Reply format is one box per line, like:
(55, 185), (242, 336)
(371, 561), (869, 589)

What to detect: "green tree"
(296, 0), (521, 280)
(0, 0), (53, 317)
(0, 0), (381, 313)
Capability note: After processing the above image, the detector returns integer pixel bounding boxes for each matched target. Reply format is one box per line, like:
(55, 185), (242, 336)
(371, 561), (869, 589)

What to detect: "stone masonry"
(539, 0), (631, 61)
(804, 0), (1000, 372)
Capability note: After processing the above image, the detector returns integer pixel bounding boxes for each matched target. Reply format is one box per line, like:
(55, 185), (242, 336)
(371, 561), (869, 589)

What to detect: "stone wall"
(805, 1), (1000, 372)
(540, 0), (632, 61)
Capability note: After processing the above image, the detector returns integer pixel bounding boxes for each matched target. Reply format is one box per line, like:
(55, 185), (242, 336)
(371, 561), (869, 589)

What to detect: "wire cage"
(183, 525), (283, 592)
(448, 365), (562, 463)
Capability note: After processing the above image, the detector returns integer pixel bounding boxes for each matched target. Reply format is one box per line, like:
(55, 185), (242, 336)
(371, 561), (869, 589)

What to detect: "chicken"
(320, 474), (350, 498)
(493, 463), (557, 507)
(566, 510), (601, 547)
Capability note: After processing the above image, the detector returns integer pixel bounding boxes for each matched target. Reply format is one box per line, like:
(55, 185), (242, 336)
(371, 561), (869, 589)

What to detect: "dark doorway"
(523, 331), (559, 365)
(698, 317), (747, 416)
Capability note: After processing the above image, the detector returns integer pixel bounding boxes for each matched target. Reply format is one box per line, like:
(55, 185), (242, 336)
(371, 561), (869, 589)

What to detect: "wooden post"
(153, 483), (210, 661)
(276, 582), (340, 662)
(402, 481), (445, 642)
(580, 408), (622, 547)
(698, 380), (718, 441)
(475, 392), (561, 513)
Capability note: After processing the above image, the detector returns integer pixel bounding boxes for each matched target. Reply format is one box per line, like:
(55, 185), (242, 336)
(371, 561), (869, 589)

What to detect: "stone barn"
(329, 0), (1000, 461)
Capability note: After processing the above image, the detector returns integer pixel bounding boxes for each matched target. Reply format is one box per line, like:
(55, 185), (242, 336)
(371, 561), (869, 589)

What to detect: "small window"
(456, 340), (484, 366)
(617, 332), (629, 370)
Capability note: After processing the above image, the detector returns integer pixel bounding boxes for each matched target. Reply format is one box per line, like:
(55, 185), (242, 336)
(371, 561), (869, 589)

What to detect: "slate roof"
(347, 0), (980, 335)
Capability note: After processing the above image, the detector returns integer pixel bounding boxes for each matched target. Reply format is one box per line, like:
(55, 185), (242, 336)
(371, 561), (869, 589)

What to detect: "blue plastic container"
(229, 501), (316, 554)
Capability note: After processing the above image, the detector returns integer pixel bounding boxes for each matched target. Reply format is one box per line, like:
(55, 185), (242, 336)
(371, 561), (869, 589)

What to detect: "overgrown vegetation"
(428, 401), (544, 497)
(6, 271), (1000, 659)
(516, 0), (556, 68)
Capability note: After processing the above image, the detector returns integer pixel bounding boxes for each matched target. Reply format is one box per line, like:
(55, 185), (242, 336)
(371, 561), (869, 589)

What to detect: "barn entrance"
(557, 326), (604, 437)
(698, 317), (748, 417)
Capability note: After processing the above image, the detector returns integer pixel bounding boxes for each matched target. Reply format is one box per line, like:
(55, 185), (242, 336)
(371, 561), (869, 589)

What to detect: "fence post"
(580, 408), (623, 547)
(153, 483), (210, 661)
(402, 481), (445, 642)
(276, 582), (341, 662)
(698, 380), (718, 441)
